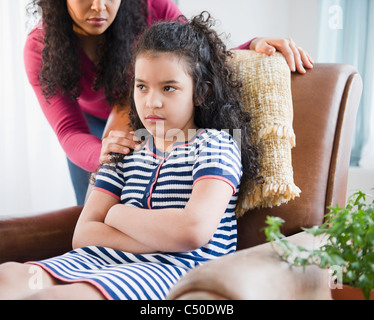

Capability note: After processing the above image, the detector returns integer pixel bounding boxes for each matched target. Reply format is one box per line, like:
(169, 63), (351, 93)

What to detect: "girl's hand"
(100, 130), (141, 165)
(250, 37), (314, 74)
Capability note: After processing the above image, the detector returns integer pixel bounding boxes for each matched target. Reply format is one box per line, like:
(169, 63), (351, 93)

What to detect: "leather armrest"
(167, 232), (332, 300)
(0, 206), (82, 263)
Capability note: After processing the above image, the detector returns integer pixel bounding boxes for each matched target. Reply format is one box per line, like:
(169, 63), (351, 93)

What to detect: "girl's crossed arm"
(72, 190), (156, 253)
(104, 178), (234, 253)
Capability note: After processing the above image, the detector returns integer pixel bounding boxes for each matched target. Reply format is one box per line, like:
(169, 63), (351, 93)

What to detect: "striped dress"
(27, 129), (242, 300)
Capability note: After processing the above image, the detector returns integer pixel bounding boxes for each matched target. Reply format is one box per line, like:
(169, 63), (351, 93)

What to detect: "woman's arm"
(104, 179), (234, 252)
(24, 29), (104, 172)
(72, 190), (156, 253)
(147, 0), (183, 25)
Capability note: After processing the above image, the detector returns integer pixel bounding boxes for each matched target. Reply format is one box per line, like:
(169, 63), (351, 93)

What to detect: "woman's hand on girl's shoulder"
(100, 130), (141, 165)
(250, 37), (314, 74)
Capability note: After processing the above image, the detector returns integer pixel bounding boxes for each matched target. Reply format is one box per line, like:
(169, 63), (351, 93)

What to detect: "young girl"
(0, 13), (260, 300)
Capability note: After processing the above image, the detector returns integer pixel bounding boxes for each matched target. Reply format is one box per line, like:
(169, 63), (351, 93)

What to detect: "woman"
(25, 0), (313, 205)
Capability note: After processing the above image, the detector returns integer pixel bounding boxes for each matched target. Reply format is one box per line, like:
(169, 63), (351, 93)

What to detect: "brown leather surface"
(0, 206), (82, 263)
(237, 64), (362, 249)
(168, 232), (332, 300)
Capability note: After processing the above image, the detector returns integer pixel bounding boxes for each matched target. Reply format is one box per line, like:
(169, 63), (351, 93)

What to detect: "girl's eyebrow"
(162, 80), (180, 85)
(134, 78), (180, 85)
(134, 78), (146, 83)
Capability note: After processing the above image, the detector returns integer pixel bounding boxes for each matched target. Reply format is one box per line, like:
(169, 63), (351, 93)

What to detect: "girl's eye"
(137, 84), (146, 91)
(164, 86), (176, 92)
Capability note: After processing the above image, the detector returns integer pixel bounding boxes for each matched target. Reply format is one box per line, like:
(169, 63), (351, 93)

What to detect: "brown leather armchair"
(0, 63), (362, 299)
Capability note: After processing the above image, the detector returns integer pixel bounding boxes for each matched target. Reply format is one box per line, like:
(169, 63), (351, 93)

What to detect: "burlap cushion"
(230, 50), (301, 217)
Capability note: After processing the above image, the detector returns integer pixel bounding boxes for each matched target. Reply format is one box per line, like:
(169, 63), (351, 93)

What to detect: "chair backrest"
(237, 63), (363, 250)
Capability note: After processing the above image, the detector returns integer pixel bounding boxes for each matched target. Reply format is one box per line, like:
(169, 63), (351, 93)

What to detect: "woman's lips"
(87, 18), (107, 26)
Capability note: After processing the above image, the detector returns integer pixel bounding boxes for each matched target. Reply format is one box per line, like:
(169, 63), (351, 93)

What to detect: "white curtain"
(318, 0), (374, 168)
(0, 0), (75, 217)
(359, 5), (374, 169)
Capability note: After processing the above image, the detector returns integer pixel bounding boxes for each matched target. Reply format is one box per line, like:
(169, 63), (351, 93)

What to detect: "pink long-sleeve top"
(24, 0), (252, 173)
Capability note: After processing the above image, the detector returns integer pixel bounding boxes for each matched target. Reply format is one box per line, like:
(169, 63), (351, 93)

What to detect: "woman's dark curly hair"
(128, 12), (261, 198)
(27, 0), (148, 106)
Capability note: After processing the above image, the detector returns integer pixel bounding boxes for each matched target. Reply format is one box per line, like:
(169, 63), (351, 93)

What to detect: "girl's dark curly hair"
(27, 0), (148, 106)
(128, 12), (261, 199)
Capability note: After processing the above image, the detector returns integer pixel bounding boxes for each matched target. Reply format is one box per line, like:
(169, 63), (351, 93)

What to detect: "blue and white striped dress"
(28, 129), (242, 300)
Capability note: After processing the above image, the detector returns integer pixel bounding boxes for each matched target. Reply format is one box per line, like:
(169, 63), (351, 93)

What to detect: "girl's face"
(134, 52), (198, 149)
(67, 0), (121, 36)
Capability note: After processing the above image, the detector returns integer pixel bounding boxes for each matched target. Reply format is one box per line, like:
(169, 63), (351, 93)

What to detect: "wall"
(347, 167), (374, 202)
(178, 0), (320, 59)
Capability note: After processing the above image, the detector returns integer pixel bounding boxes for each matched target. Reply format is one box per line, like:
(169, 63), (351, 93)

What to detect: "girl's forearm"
(105, 204), (197, 252)
(72, 220), (156, 254)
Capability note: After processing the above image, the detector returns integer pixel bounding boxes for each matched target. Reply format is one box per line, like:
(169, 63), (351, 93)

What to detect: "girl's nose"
(146, 91), (163, 109)
(91, 0), (106, 12)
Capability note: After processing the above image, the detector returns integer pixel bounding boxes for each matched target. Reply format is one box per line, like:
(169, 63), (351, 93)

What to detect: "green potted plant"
(264, 190), (374, 300)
